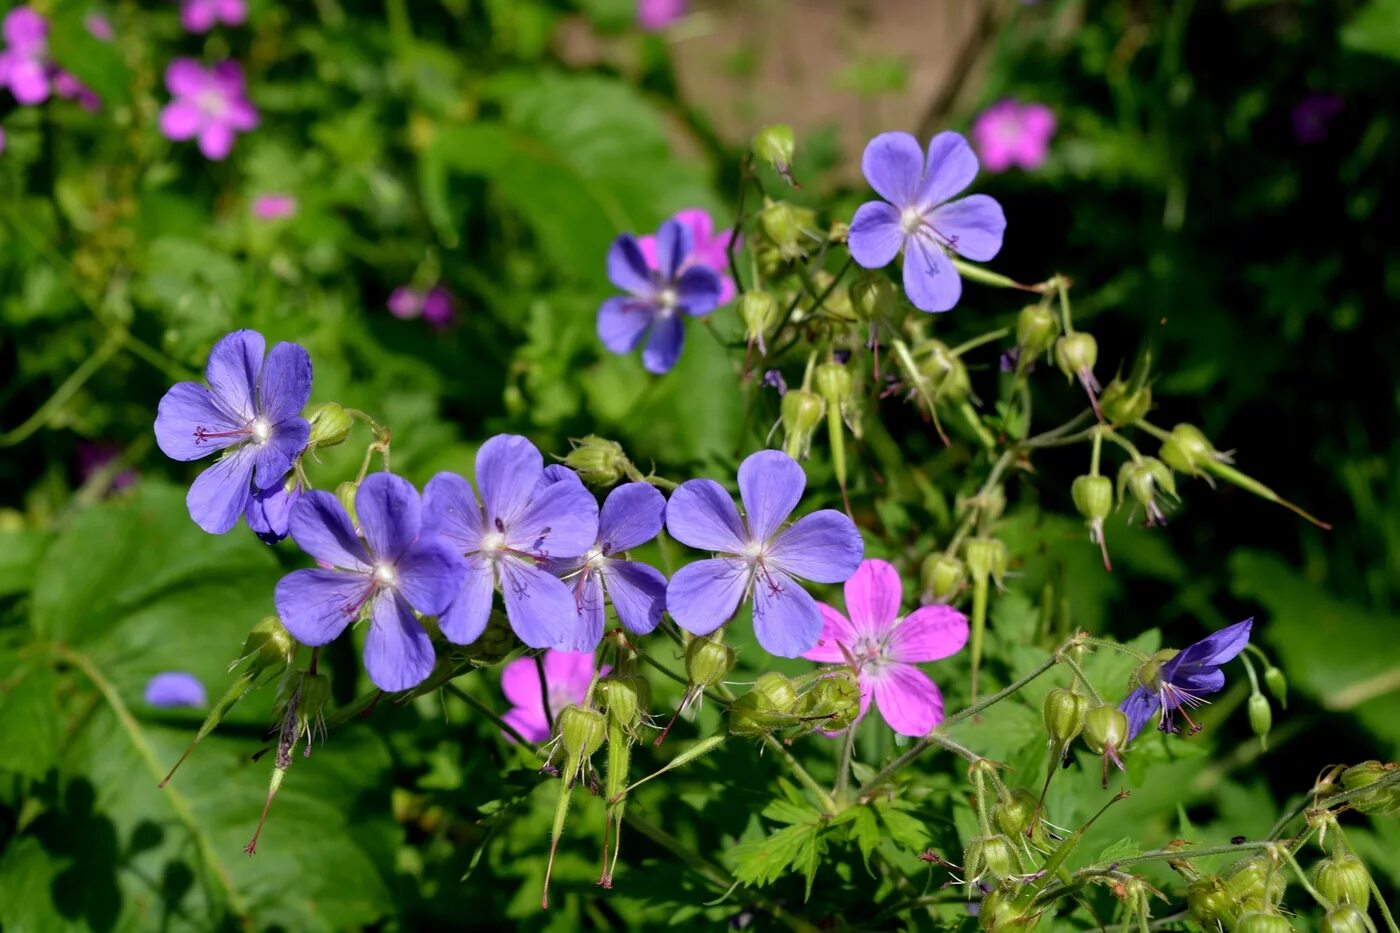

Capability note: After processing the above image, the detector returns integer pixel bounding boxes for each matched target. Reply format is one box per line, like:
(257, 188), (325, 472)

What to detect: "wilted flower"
(1119, 618), (1253, 739)
(665, 449), (863, 657)
(181, 0), (247, 33)
(145, 671), (207, 708)
(1292, 93), (1343, 144)
(640, 208), (740, 304)
(424, 435), (601, 651)
(971, 100), (1056, 172)
(159, 59), (258, 161)
(597, 218), (723, 375)
(274, 472), (468, 692)
(802, 559), (968, 736)
(154, 329), (312, 534)
(848, 131), (1006, 313)
(252, 193), (298, 221)
(500, 650), (606, 743)
(638, 0), (686, 30)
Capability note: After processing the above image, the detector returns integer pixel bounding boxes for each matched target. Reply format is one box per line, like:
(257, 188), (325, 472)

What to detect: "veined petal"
(507, 471), (599, 559)
(738, 449), (804, 543)
(257, 341), (313, 424)
(641, 312), (685, 375)
(928, 194), (1006, 263)
(544, 649), (601, 694)
(499, 558), (591, 651)
(666, 557), (750, 636)
(801, 603), (859, 663)
(363, 593), (435, 693)
(289, 489), (370, 571)
(903, 235), (961, 313)
(501, 654), (545, 709)
(154, 382), (242, 461)
(395, 538), (467, 617)
(275, 567), (370, 646)
(356, 472), (422, 562)
(842, 559), (902, 635)
(204, 329), (263, 421)
(887, 604), (969, 663)
(915, 131), (979, 209)
(437, 556), (495, 645)
(598, 296), (655, 355)
(252, 418), (307, 490)
(1119, 687), (1161, 741)
(607, 234), (654, 295)
(602, 559), (666, 635)
(599, 482), (666, 553)
(675, 266), (722, 317)
(1166, 618), (1254, 675)
(768, 510), (863, 583)
(1173, 668), (1226, 697)
(666, 479), (747, 553)
(861, 131), (924, 207)
(477, 434), (544, 530)
(423, 471), (484, 553)
(653, 218), (692, 281)
(752, 571), (822, 658)
(502, 707), (551, 744)
(848, 201), (906, 270)
(186, 446), (257, 534)
(567, 573), (607, 651)
(871, 664), (943, 736)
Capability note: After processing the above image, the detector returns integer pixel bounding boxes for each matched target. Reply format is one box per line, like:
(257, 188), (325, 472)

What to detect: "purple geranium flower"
(274, 472), (467, 692)
(246, 475), (304, 544)
(598, 218), (723, 375)
(971, 100), (1056, 173)
(154, 329), (312, 535)
(848, 131), (1006, 313)
(500, 649), (607, 744)
(159, 59), (258, 161)
(1119, 618), (1254, 740)
(424, 436), (601, 651)
(0, 7), (50, 105)
(542, 472), (668, 644)
(639, 208), (740, 305)
(145, 671), (207, 708)
(665, 449), (864, 657)
(181, 0), (247, 33)
(802, 559), (968, 737)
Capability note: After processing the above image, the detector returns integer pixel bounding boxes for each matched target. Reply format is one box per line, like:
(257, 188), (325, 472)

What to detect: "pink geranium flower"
(638, 0), (687, 31)
(802, 558), (968, 736)
(181, 0), (247, 34)
(252, 193), (298, 220)
(500, 650), (607, 744)
(159, 59), (258, 161)
(638, 208), (740, 305)
(971, 99), (1057, 173)
(387, 284), (457, 330)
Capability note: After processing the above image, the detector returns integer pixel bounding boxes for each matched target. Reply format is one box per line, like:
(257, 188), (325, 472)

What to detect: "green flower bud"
(1043, 688), (1088, 747)
(920, 552), (965, 603)
(978, 888), (1041, 931)
(1071, 475), (1113, 522)
(751, 124), (796, 179)
(781, 389), (826, 459)
(563, 435), (632, 488)
(1263, 666), (1288, 709)
(1015, 305), (1060, 359)
(1339, 760), (1400, 815)
(1248, 694), (1272, 749)
(729, 673), (800, 737)
(597, 676), (649, 735)
(1159, 423), (1217, 476)
(1083, 706), (1129, 755)
(799, 669), (861, 733)
(335, 481), (359, 527)
(964, 537), (1002, 582)
(1225, 856), (1285, 910)
(231, 615), (297, 680)
(739, 292), (780, 355)
(993, 788), (1040, 839)
(1098, 377), (1152, 426)
(1321, 904), (1372, 933)
(1054, 332), (1098, 382)
(306, 402), (353, 449)
(963, 834), (1020, 885)
(1234, 911), (1294, 933)
(759, 200), (803, 258)
(916, 339), (970, 403)
(1186, 877), (1239, 929)
(1117, 457), (1177, 526)
(815, 362), (853, 408)
(1315, 854), (1371, 908)
(848, 274), (898, 323)
(685, 635), (736, 689)
(558, 705), (606, 762)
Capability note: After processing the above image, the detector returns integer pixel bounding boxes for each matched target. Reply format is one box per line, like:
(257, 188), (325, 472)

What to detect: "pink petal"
(159, 100), (203, 141)
(500, 654), (543, 710)
(801, 603), (859, 663)
(543, 649), (598, 693)
(887, 604), (969, 663)
(198, 123), (235, 160)
(871, 664), (944, 736)
(842, 558), (901, 636)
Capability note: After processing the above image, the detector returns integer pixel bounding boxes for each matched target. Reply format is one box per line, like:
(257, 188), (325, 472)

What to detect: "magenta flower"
(52, 70), (98, 112)
(275, 473), (469, 692)
(252, 193), (298, 221)
(1119, 618), (1253, 740)
(500, 650), (607, 743)
(598, 218), (723, 375)
(638, 0), (687, 30)
(424, 435), (601, 652)
(639, 208), (740, 305)
(387, 285), (456, 329)
(0, 7), (51, 105)
(159, 59), (258, 161)
(145, 671), (208, 708)
(802, 559), (967, 736)
(85, 13), (115, 42)
(971, 100), (1056, 173)
(848, 131), (1006, 313)
(1292, 93), (1343, 144)
(181, 0), (247, 33)
(665, 449), (864, 657)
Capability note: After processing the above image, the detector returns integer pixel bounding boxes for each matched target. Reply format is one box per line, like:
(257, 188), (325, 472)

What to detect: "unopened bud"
(1117, 458), (1176, 526)
(1186, 877), (1239, 929)
(1234, 911), (1293, 933)
(1083, 706), (1130, 755)
(759, 200), (802, 256)
(751, 124), (796, 181)
(781, 389), (825, 459)
(1263, 666), (1288, 709)
(1071, 475), (1113, 521)
(739, 292), (780, 355)
(1043, 688), (1088, 746)
(1248, 694), (1272, 749)
(233, 615), (297, 679)
(977, 888), (1033, 931)
(305, 402), (353, 449)
(564, 435), (632, 487)
(1225, 856), (1285, 911)
(729, 673), (800, 737)
(1016, 305), (1059, 358)
(1321, 905), (1372, 933)
(1159, 423), (1216, 476)
(917, 340), (970, 403)
(815, 362), (853, 407)
(848, 274), (898, 323)
(685, 635), (736, 688)
(1340, 760), (1400, 815)
(558, 705), (606, 762)
(1316, 854), (1370, 908)
(800, 669), (861, 733)
(993, 788), (1039, 839)
(921, 552), (965, 603)
(597, 676), (648, 734)
(964, 537), (1002, 582)
(963, 834), (1020, 885)
(1099, 377), (1152, 426)
(1054, 332), (1098, 382)
(335, 481), (359, 526)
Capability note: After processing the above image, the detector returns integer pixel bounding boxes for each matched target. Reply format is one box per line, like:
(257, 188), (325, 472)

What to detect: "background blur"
(2, 0), (1399, 928)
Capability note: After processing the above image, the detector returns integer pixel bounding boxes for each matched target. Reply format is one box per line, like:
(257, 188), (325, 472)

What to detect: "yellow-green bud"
(729, 673), (800, 737)
(231, 615), (297, 678)
(848, 274), (898, 323)
(1071, 475), (1113, 522)
(1315, 854), (1371, 908)
(1055, 332), (1098, 381)
(1083, 706), (1130, 755)
(1016, 305), (1060, 358)
(993, 788), (1040, 839)
(1339, 760), (1400, 815)
(964, 537), (1001, 581)
(1321, 905), (1372, 933)
(1043, 688), (1088, 746)
(563, 435), (632, 487)
(1248, 694), (1272, 748)
(751, 124), (796, 177)
(305, 401), (353, 449)
(558, 705), (606, 761)
(921, 552), (965, 603)
(739, 292), (780, 354)
(800, 669), (861, 733)
(1099, 377), (1152, 426)
(1225, 856), (1285, 911)
(815, 362), (853, 407)
(1234, 912), (1294, 933)
(978, 888), (1040, 932)
(1117, 457), (1176, 525)
(685, 635), (736, 688)
(335, 481), (359, 526)
(1186, 877), (1239, 930)
(963, 834), (1020, 885)
(1263, 666), (1288, 709)
(1133, 649), (1179, 693)
(597, 676), (649, 734)
(917, 340), (971, 402)
(759, 200), (802, 257)
(781, 389), (825, 459)
(1159, 423), (1216, 476)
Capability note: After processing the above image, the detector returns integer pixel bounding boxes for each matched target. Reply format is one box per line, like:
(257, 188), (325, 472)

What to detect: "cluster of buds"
(728, 668), (860, 740)
(1041, 686), (1130, 788)
(1185, 853), (1289, 931)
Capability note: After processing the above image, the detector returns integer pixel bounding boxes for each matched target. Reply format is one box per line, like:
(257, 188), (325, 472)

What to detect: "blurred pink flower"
(85, 13), (115, 41)
(0, 7), (52, 105)
(971, 99), (1057, 173)
(181, 0), (246, 34)
(53, 70), (99, 112)
(252, 193), (298, 220)
(638, 0), (687, 31)
(500, 650), (606, 744)
(638, 208), (740, 304)
(388, 285), (458, 330)
(159, 59), (258, 160)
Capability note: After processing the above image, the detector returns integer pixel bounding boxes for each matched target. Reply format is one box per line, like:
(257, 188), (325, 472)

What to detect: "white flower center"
(585, 547), (607, 570)
(742, 539), (766, 563)
(899, 206), (924, 236)
(657, 287), (679, 311)
(480, 531), (506, 554)
(250, 418), (271, 443)
(372, 562), (397, 587)
(197, 90), (227, 118)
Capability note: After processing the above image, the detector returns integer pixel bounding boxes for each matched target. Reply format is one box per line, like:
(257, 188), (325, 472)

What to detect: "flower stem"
(761, 734), (839, 815)
(833, 722), (858, 803)
(534, 653), (555, 735)
(950, 326), (1011, 358)
(1060, 653), (1105, 705)
(443, 682), (535, 748)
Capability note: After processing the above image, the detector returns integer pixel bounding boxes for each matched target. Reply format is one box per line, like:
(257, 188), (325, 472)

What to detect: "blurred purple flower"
(1292, 93), (1343, 144)
(181, 0), (246, 33)
(159, 59), (258, 161)
(848, 131), (1006, 313)
(145, 671), (207, 708)
(424, 435), (601, 651)
(802, 559), (967, 736)
(1119, 618), (1253, 740)
(665, 449), (864, 657)
(77, 441), (138, 492)
(500, 650), (607, 743)
(0, 7), (51, 105)
(762, 370), (787, 394)
(275, 472), (468, 692)
(971, 99), (1056, 172)
(252, 193), (298, 220)
(639, 208), (740, 304)
(598, 218), (723, 375)
(638, 0), (687, 31)
(153, 329), (312, 534)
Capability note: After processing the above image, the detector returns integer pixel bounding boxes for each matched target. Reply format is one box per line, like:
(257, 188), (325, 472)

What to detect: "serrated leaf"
(875, 801), (929, 852)
(1093, 837), (1140, 863)
(730, 821), (820, 888)
(763, 797), (820, 826)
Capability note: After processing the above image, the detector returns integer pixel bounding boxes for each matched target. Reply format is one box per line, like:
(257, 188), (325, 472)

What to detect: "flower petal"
(666, 479), (747, 553)
(274, 567), (368, 646)
(476, 434), (544, 530)
(801, 603), (859, 663)
(598, 296), (655, 355)
(666, 557), (750, 636)
(159, 100), (203, 140)
(602, 559), (667, 635)
(245, 480), (301, 544)
(544, 648), (599, 695)
(871, 664), (944, 736)
(257, 341), (313, 424)
(842, 558), (902, 635)
(145, 671), (207, 708)
(848, 201), (906, 270)
(567, 573), (607, 650)
(204, 329), (263, 422)
(165, 58), (209, 97)
(606, 234), (654, 295)
(1167, 618), (1254, 675)
(355, 472), (422, 562)
(861, 131), (924, 207)
(675, 266), (722, 317)
(501, 654), (544, 709)
(1119, 687), (1160, 742)
(198, 123), (236, 161)
(502, 707), (551, 744)
(186, 446), (257, 534)
(289, 489), (370, 571)
(653, 217), (692, 281)
(500, 558), (593, 651)
(599, 482), (666, 553)
(916, 130), (979, 208)
(928, 194), (1006, 263)
(252, 419), (308, 490)
(506, 466), (599, 559)
(902, 235), (961, 313)
(437, 557), (495, 645)
(752, 571), (822, 658)
(888, 604), (969, 663)
(363, 593), (435, 693)
(768, 510), (863, 583)
(641, 312), (685, 375)
(395, 538), (467, 617)
(1174, 668), (1226, 697)
(423, 471), (483, 553)
(154, 382), (241, 461)
(738, 449), (804, 543)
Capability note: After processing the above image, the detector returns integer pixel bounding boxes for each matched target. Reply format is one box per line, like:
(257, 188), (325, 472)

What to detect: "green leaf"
(0, 660), (61, 780)
(730, 821), (820, 888)
(0, 526), (49, 597)
(1341, 0), (1400, 61)
(874, 799), (930, 853)
(1093, 837), (1140, 863)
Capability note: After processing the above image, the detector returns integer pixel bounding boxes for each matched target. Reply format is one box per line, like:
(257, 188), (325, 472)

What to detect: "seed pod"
(1315, 853), (1371, 908)
(963, 834), (1020, 885)
(1083, 706), (1129, 756)
(739, 292), (780, 355)
(1186, 877), (1239, 930)
(993, 788), (1040, 839)
(978, 888), (1041, 931)
(462, 612), (517, 664)
(964, 537), (1001, 582)
(729, 673), (801, 737)
(799, 669), (861, 733)
(557, 705), (606, 782)
(1016, 304), (1059, 359)
(751, 124), (796, 180)
(1320, 904), (1372, 933)
(685, 636), (736, 689)
(921, 552), (965, 603)
(1234, 911), (1295, 933)
(1340, 760), (1400, 815)
(849, 274), (898, 323)
(597, 676), (648, 735)
(1099, 377), (1152, 426)
(1071, 475), (1113, 521)
(1159, 423), (1216, 476)
(335, 481), (359, 527)
(780, 389), (825, 460)
(815, 362), (853, 408)
(231, 615), (297, 680)
(916, 339), (971, 403)
(1248, 694), (1272, 749)
(1054, 332), (1098, 383)
(759, 200), (803, 258)
(1043, 688), (1088, 747)
(1117, 458), (1177, 526)
(306, 401), (353, 448)
(1225, 856), (1285, 911)
(564, 435), (633, 487)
